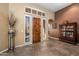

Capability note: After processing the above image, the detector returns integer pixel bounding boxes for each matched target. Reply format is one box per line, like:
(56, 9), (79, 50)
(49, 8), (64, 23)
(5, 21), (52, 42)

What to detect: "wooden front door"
(33, 17), (41, 43)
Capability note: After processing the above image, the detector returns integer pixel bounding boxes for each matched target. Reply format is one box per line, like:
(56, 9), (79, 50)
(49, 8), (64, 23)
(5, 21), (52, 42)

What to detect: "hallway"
(0, 38), (79, 56)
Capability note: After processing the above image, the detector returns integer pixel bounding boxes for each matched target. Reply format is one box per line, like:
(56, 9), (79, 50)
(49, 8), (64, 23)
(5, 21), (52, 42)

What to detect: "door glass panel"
(42, 19), (46, 40)
(43, 20), (45, 32)
(25, 16), (30, 42)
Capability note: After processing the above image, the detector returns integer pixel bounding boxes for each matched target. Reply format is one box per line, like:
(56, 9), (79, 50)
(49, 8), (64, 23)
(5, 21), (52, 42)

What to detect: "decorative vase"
(8, 13), (16, 52)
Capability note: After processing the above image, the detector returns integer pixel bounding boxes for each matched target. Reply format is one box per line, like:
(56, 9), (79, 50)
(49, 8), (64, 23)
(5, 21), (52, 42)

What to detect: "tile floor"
(0, 38), (79, 56)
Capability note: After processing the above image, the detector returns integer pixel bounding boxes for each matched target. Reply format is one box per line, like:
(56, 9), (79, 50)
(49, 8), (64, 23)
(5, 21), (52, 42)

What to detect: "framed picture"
(52, 23), (57, 29)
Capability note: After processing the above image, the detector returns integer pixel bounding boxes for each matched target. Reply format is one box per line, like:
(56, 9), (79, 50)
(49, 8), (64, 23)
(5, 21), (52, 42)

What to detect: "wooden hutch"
(59, 22), (77, 44)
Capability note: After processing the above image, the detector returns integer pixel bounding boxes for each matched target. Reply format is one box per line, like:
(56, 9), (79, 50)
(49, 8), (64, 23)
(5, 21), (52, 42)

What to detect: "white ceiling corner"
(33, 3), (72, 12)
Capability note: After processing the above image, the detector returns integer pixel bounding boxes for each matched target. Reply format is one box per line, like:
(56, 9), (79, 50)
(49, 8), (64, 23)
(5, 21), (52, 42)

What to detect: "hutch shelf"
(59, 22), (77, 44)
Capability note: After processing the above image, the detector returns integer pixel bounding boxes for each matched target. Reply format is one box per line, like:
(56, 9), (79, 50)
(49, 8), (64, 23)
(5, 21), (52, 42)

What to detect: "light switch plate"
(21, 30), (23, 32)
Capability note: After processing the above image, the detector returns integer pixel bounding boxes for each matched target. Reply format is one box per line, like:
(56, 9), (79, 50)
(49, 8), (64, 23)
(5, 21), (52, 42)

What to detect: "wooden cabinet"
(59, 22), (77, 44)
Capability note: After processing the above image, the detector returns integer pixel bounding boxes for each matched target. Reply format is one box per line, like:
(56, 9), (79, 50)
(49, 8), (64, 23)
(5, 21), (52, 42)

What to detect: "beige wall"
(0, 3), (54, 52)
(0, 3), (9, 52)
(9, 3), (55, 47)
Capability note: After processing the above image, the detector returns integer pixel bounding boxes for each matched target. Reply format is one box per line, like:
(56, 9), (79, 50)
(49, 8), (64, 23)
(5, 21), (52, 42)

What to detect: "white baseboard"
(15, 44), (25, 48)
(0, 48), (8, 54)
(0, 44), (25, 54)
(48, 36), (59, 40)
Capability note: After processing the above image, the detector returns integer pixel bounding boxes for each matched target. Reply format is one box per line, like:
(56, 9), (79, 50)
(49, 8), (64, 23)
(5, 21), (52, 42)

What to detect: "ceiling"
(33, 3), (72, 12)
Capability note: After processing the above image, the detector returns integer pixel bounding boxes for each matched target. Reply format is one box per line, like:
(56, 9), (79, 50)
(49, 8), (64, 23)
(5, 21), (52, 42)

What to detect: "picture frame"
(52, 23), (57, 29)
